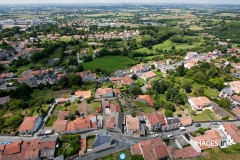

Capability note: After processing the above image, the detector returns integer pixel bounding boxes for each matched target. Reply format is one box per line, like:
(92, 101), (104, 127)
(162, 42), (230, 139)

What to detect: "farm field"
(82, 56), (134, 72)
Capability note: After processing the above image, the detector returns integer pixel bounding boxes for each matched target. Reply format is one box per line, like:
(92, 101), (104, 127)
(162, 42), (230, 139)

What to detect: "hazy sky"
(1, 0), (240, 4)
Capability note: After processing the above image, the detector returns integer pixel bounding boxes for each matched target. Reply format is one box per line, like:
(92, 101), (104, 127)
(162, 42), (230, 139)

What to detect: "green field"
(101, 149), (134, 160)
(135, 101), (153, 114)
(193, 109), (218, 121)
(82, 56), (134, 72)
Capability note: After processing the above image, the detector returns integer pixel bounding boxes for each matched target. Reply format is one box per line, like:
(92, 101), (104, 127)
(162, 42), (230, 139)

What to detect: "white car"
(167, 134), (173, 138)
(153, 134), (158, 138)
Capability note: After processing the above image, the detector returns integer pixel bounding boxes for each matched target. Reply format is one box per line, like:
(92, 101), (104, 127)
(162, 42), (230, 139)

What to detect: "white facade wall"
(101, 92), (113, 98)
(218, 125), (236, 146)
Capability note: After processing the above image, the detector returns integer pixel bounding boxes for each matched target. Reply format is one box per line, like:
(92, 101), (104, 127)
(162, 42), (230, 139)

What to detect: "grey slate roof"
(167, 117), (180, 125)
(220, 87), (234, 96)
(93, 132), (111, 148)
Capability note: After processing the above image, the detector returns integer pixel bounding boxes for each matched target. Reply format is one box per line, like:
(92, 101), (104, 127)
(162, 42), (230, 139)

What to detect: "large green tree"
(68, 74), (83, 87)
(193, 71), (206, 83)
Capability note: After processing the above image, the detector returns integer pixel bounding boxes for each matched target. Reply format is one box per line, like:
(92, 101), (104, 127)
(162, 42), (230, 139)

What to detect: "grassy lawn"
(154, 70), (163, 77)
(203, 145), (240, 160)
(63, 56), (76, 64)
(93, 102), (100, 109)
(135, 101), (153, 114)
(192, 83), (219, 98)
(51, 48), (62, 58)
(31, 89), (49, 99)
(87, 136), (96, 149)
(83, 56), (134, 72)
(192, 109), (218, 121)
(189, 25), (204, 30)
(101, 149), (133, 160)
(45, 115), (57, 127)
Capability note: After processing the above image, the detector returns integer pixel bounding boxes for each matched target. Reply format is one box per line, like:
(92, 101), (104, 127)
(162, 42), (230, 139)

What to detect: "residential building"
(18, 116), (42, 134)
(166, 58), (173, 65)
(76, 70), (96, 81)
(141, 71), (157, 81)
(137, 95), (154, 107)
(52, 120), (68, 132)
(0, 72), (14, 79)
(218, 123), (240, 146)
(143, 112), (166, 131)
(184, 59), (197, 69)
(167, 146), (201, 159)
(219, 87), (234, 98)
(188, 97), (211, 111)
(75, 90), (91, 99)
(153, 60), (165, 68)
(184, 52), (199, 60)
(0, 96), (10, 106)
(179, 116), (192, 127)
(57, 111), (69, 121)
(228, 81), (240, 94)
(126, 117), (140, 135)
(233, 107), (240, 117)
(130, 137), (169, 160)
(40, 136), (59, 159)
(110, 76), (133, 86)
(130, 64), (150, 73)
(190, 130), (221, 152)
(106, 112), (123, 133)
(57, 98), (69, 104)
(96, 88), (113, 98)
(230, 95), (240, 106)
(162, 117), (181, 131)
(92, 132), (117, 152)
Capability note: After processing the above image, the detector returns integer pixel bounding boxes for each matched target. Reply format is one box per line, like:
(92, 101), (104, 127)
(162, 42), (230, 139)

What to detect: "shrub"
(177, 113), (182, 117)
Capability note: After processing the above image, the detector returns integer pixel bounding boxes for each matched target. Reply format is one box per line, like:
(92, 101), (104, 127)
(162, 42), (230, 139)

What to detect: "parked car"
(42, 135), (48, 138)
(213, 122), (218, 125)
(195, 123), (201, 127)
(179, 127), (186, 132)
(230, 106), (235, 109)
(167, 134), (173, 138)
(152, 134), (158, 138)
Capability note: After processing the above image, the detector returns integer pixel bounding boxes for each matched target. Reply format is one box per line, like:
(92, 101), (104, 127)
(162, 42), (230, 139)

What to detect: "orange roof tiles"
(74, 117), (91, 130)
(104, 101), (110, 107)
(57, 98), (68, 104)
(131, 137), (168, 160)
(18, 116), (39, 132)
(57, 111), (69, 121)
(191, 130), (221, 150)
(142, 71), (157, 79)
(52, 120), (67, 132)
(222, 123), (240, 143)
(144, 113), (166, 127)
(106, 114), (115, 129)
(110, 103), (121, 113)
(97, 88), (113, 96)
(198, 97), (211, 104)
(173, 146), (201, 159)
(233, 107), (240, 117)
(138, 95), (154, 107)
(75, 90), (91, 99)
(126, 117), (140, 130)
(3, 140), (22, 155)
(179, 116), (192, 126)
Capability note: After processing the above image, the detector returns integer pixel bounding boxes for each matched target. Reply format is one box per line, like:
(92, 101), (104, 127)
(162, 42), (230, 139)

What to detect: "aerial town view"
(0, 0), (240, 159)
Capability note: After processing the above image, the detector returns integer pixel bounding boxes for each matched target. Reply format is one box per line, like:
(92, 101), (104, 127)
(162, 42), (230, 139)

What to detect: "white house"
(18, 116), (42, 134)
(130, 64), (150, 73)
(219, 88), (234, 98)
(188, 97), (211, 111)
(218, 123), (240, 146)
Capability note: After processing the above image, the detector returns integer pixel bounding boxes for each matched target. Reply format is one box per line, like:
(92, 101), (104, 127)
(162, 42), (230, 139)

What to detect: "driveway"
(211, 101), (235, 120)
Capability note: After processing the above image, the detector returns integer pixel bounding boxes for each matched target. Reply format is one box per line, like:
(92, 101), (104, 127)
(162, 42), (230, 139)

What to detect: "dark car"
(230, 106), (235, 109)
(195, 123), (201, 127)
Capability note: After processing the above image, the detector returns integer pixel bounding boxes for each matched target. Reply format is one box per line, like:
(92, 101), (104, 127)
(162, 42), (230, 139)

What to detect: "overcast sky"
(1, 0), (240, 4)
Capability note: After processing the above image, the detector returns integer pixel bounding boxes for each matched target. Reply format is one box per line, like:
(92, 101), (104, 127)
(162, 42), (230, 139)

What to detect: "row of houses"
(0, 136), (60, 160)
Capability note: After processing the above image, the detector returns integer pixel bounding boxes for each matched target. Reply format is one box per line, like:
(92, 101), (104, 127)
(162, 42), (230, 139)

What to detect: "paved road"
(101, 99), (107, 131)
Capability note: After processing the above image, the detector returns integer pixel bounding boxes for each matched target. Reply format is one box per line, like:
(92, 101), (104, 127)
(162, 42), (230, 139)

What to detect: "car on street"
(195, 123), (201, 127)
(167, 134), (173, 138)
(230, 106), (235, 109)
(179, 127), (186, 132)
(152, 134), (158, 138)
(213, 122), (219, 125)
(42, 135), (48, 138)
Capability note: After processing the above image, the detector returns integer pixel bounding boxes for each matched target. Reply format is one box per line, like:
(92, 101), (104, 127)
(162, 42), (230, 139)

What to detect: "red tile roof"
(131, 137), (168, 160)
(75, 90), (91, 99)
(144, 112), (166, 127)
(110, 103), (121, 113)
(173, 146), (201, 159)
(104, 101), (110, 107)
(18, 116), (39, 132)
(138, 95), (154, 107)
(179, 116), (192, 126)
(57, 111), (69, 121)
(222, 123), (240, 143)
(52, 120), (67, 132)
(3, 140), (22, 155)
(106, 114), (115, 129)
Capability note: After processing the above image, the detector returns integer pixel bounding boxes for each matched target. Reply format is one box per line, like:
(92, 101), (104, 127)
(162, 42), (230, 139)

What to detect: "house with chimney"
(219, 87), (234, 98)
(188, 97), (211, 111)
